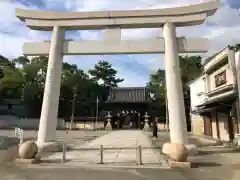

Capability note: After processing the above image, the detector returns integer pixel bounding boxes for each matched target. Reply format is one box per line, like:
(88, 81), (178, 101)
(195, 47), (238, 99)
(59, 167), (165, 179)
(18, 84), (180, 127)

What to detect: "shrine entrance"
(15, 0), (220, 149)
(103, 110), (147, 130)
(104, 87), (150, 130)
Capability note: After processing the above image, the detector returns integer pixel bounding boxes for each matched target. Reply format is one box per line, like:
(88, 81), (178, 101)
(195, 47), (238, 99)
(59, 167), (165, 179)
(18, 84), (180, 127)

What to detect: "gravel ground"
(146, 131), (220, 148)
(2, 146), (240, 180)
(1, 130), (240, 180)
(0, 129), (107, 145)
(180, 147), (240, 180)
(0, 164), (187, 180)
(148, 131), (240, 180)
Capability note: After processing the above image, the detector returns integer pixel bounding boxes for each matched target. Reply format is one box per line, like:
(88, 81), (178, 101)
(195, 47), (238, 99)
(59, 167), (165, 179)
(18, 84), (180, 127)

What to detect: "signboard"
(14, 127), (24, 144)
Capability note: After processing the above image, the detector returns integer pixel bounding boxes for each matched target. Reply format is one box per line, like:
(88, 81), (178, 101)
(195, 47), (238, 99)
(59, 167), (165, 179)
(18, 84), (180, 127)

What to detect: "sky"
(0, 0), (240, 87)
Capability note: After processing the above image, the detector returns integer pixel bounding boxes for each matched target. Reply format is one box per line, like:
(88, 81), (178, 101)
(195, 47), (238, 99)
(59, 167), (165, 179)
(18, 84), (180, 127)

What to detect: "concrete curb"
(168, 159), (192, 168)
(25, 162), (171, 169)
(16, 158), (40, 164)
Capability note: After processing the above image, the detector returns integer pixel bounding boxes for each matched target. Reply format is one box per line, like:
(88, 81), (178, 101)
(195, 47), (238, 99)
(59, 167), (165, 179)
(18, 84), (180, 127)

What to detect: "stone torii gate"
(15, 0), (220, 151)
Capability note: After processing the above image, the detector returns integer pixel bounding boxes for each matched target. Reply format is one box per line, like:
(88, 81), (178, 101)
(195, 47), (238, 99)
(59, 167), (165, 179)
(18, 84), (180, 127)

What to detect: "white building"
(189, 45), (240, 142)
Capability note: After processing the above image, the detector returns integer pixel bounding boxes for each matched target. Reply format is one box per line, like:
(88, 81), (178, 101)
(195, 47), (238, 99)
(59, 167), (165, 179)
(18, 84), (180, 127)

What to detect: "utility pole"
(160, 78), (169, 131)
(163, 79), (169, 131)
(95, 96), (99, 131)
(165, 84), (169, 131)
(70, 86), (77, 131)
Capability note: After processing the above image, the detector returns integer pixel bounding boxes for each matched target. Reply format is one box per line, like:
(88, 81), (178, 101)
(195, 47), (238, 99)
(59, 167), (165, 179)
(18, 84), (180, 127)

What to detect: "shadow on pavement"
(149, 131), (220, 149)
(191, 162), (222, 168)
(73, 136), (99, 140)
(198, 149), (240, 156)
(40, 159), (72, 163)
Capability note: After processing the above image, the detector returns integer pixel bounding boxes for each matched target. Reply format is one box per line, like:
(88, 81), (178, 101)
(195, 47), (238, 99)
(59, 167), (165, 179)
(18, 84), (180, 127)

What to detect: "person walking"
(153, 118), (158, 140)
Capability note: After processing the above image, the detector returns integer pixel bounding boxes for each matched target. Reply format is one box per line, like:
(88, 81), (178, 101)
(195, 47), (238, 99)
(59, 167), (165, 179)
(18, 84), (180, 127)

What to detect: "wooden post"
(137, 145), (143, 165)
(100, 145), (104, 164)
(62, 143), (66, 163)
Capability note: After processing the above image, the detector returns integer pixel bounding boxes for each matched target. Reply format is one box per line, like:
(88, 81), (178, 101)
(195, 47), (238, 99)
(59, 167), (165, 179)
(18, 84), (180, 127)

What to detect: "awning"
(192, 91), (237, 114)
(191, 106), (218, 114)
(196, 91), (237, 108)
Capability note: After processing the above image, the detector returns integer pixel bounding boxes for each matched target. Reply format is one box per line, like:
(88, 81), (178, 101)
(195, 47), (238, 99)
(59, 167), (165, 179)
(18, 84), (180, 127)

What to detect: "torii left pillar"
(37, 26), (65, 149)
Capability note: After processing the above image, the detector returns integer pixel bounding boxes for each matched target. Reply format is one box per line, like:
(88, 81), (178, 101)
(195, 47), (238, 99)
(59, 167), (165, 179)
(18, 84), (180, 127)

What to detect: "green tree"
(60, 63), (95, 117)
(88, 61), (124, 87)
(19, 56), (47, 117)
(147, 55), (203, 120)
(0, 55), (24, 100)
(0, 55), (122, 118)
(88, 60), (124, 115)
(147, 69), (165, 101)
(12, 56), (30, 67)
(179, 55), (203, 93)
(0, 55), (15, 68)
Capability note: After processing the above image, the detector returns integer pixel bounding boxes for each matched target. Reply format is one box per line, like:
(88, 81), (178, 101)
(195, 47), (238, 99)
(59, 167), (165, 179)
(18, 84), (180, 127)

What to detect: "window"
(214, 70), (226, 87)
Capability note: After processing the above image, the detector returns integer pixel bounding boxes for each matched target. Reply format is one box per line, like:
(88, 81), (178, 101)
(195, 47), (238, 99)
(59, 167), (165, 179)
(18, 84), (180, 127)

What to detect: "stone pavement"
(3, 145), (240, 180)
(0, 164), (185, 180)
(44, 130), (169, 169)
(2, 130), (240, 180)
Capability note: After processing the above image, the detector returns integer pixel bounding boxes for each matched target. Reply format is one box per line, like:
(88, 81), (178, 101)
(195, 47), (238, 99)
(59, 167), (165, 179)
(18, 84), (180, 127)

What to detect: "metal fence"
(61, 144), (161, 165)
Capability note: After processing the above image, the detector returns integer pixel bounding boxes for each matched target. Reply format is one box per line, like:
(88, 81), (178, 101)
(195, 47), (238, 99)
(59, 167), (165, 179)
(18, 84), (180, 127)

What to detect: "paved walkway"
(45, 130), (169, 168)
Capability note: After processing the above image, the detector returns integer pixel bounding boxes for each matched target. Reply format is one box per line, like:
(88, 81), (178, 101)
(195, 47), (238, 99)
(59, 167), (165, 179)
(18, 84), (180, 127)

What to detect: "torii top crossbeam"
(16, 0), (220, 31)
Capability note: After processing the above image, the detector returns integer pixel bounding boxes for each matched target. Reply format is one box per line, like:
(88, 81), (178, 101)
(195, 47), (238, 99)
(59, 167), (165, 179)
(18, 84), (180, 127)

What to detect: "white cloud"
(69, 0), (212, 11)
(0, 0), (240, 87)
(207, 4), (240, 26)
(119, 73), (148, 87)
(0, 33), (25, 58)
(204, 5), (240, 55)
(0, 0), (49, 59)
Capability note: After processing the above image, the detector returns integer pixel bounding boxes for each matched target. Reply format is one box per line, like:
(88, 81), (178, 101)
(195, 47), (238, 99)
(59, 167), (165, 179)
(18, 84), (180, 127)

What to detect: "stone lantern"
(105, 112), (112, 131)
(143, 112), (150, 132)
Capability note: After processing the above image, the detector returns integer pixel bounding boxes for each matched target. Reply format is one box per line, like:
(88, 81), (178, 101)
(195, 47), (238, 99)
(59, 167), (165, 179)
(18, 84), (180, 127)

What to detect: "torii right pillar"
(162, 21), (197, 156)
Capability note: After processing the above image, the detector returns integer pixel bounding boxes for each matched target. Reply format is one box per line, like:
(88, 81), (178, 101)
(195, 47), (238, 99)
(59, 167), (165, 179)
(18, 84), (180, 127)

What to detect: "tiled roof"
(106, 87), (150, 103)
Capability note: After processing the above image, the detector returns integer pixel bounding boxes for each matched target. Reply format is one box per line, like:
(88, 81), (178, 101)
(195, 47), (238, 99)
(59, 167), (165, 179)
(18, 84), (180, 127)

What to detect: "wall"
(65, 121), (105, 130)
(157, 123), (169, 130)
(211, 111), (218, 139)
(0, 115), (65, 129)
(204, 48), (228, 72)
(217, 112), (230, 141)
(209, 111), (231, 142)
(207, 63), (234, 92)
(65, 122), (170, 131)
(233, 117), (239, 136)
(189, 75), (206, 110)
(191, 114), (204, 136)
(189, 47), (237, 142)
(191, 47), (236, 101)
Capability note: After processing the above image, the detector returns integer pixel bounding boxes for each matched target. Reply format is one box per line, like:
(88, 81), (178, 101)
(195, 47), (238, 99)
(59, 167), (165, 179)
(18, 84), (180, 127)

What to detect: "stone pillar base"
(36, 141), (63, 153)
(185, 144), (198, 156)
(15, 158), (41, 164)
(162, 142), (198, 157)
(168, 159), (192, 168)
